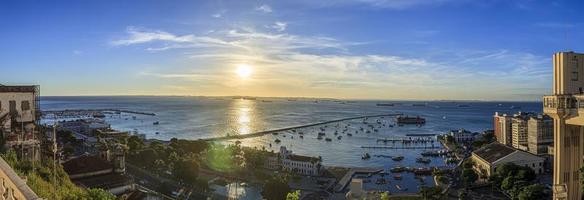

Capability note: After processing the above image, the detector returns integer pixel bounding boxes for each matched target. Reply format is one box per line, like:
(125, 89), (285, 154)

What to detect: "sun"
(236, 64), (252, 78)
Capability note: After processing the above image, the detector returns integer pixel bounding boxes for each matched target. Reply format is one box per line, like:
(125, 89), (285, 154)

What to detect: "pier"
(42, 109), (156, 117)
(202, 114), (402, 141)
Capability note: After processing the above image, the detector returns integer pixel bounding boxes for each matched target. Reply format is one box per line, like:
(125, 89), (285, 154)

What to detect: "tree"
(518, 184), (546, 200)
(86, 188), (116, 200)
(419, 186), (442, 200)
(461, 168), (477, 187)
(286, 190), (300, 200)
(262, 176), (290, 200)
(127, 135), (145, 153)
(173, 158), (200, 185)
(380, 191), (390, 200)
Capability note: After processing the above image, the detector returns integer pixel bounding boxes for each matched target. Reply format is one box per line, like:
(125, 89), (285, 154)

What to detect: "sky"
(0, 0), (583, 101)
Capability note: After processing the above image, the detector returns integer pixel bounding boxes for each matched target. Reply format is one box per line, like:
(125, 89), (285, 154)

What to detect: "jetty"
(202, 114), (401, 141)
(42, 109), (156, 117)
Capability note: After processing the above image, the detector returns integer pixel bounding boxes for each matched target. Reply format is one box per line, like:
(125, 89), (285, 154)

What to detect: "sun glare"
(236, 64), (252, 78)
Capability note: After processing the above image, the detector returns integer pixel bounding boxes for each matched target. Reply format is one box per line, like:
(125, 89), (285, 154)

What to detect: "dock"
(334, 167), (383, 192)
(202, 114), (402, 141)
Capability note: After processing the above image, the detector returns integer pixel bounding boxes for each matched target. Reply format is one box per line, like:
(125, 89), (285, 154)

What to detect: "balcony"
(543, 95), (577, 116)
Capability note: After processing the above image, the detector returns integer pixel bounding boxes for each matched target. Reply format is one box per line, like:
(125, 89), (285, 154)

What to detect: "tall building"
(511, 112), (534, 150)
(527, 115), (554, 155)
(0, 85), (41, 161)
(494, 112), (513, 145)
(543, 51), (584, 199)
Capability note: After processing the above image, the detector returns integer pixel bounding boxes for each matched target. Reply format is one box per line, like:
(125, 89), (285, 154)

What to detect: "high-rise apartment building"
(511, 112), (534, 150)
(494, 112), (513, 145)
(527, 115), (554, 155)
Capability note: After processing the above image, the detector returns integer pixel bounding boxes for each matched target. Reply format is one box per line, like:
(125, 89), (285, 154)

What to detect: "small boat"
(318, 132), (326, 136)
(392, 156), (404, 161)
(337, 136), (342, 140)
(317, 135), (323, 140)
(361, 153), (371, 160)
(396, 185), (407, 191)
(155, 132), (159, 135)
(274, 139), (281, 143)
(390, 167), (405, 173)
(393, 174), (402, 180)
(299, 135), (304, 139)
(347, 133), (352, 136)
(325, 138), (332, 142)
(416, 157), (431, 164)
(153, 121), (160, 125)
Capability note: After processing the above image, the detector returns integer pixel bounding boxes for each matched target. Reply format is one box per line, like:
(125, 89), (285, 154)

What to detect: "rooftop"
(74, 173), (132, 189)
(0, 85), (38, 93)
(472, 142), (516, 164)
(63, 155), (113, 177)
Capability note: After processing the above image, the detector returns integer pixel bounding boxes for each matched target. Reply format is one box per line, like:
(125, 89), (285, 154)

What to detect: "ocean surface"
(40, 96), (542, 194)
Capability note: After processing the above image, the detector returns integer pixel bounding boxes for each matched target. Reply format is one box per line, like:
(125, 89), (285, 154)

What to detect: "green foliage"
(127, 135), (145, 153)
(490, 163), (541, 199)
(86, 188), (116, 200)
(380, 191), (390, 200)
(0, 150), (115, 199)
(517, 184), (546, 200)
(461, 168), (477, 186)
(419, 186), (442, 199)
(286, 190), (300, 200)
(262, 175), (290, 200)
(173, 158), (200, 185)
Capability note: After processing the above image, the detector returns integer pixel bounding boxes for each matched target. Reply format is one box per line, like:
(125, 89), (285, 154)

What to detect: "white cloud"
(117, 26), (550, 100)
(271, 22), (287, 32)
(111, 27), (195, 46)
(256, 4), (273, 13)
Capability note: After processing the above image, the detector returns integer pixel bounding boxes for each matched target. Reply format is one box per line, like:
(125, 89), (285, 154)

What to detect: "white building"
(471, 142), (545, 177)
(448, 129), (477, 143)
(264, 146), (322, 176)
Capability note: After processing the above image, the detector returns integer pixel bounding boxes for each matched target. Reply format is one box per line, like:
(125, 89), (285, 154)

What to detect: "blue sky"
(0, 0), (582, 100)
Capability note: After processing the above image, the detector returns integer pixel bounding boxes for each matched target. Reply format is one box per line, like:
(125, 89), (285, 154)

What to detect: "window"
(21, 101), (30, 111)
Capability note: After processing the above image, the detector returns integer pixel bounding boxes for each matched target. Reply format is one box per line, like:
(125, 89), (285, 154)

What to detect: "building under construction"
(0, 84), (41, 161)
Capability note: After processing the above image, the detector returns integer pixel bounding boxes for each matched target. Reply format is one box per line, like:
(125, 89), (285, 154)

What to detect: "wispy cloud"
(114, 26), (550, 100)
(270, 22), (287, 32)
(255, 4), (273, 13)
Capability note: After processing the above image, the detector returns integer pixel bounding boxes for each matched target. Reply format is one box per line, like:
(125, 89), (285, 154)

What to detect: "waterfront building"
(494, 112), (513, 145)
(448, 129), (478, 143)
(542, 51), (584, 199)
(511, 112), (535, 150)
(0, 85), (41, 161)
(264, 146), (322, 176)
(527, 115), (554, 155)
(279, 146), (322, 176)
(471, 142), (545, 177)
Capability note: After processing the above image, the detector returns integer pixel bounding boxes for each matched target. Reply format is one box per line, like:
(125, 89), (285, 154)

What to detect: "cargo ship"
(396, 116), (426, 124)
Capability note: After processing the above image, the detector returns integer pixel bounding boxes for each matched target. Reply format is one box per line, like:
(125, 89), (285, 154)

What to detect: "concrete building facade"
(0, 85), (41, 161)
(512, 113), (532, 150)
(543, 51), (584, 199)
(494, 112), (513, 145)
(528, 115), (554, 155)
